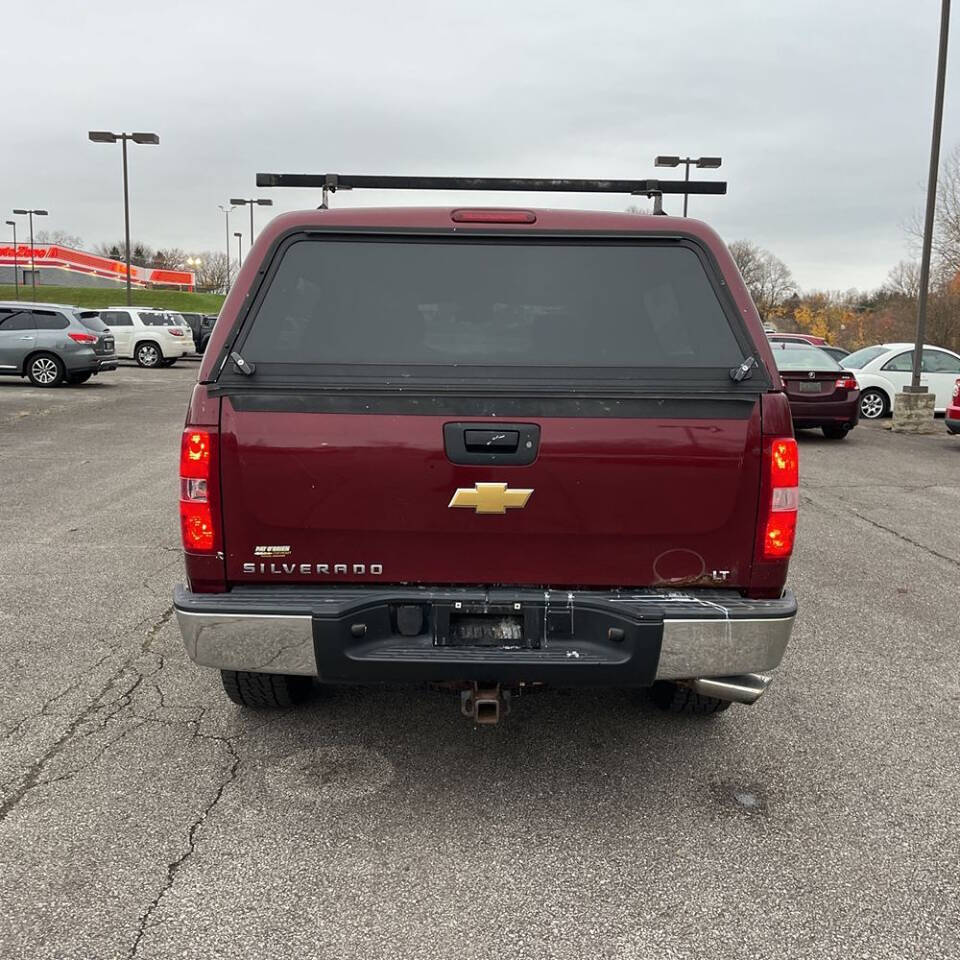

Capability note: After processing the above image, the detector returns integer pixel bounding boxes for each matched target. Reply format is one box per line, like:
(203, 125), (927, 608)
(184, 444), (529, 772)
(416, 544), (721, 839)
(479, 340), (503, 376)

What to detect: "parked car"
(179, 312), (217, 353)
(770, 342), (859, 439)
(0, 301), (117, 387)
(767, 332), (827, 346)
(841, 343), (960, 419)
(946, 379), (960, 435)
(97, 307), (196, 367)
(173, 175), (799, 723)
(819, 345), (850, 363)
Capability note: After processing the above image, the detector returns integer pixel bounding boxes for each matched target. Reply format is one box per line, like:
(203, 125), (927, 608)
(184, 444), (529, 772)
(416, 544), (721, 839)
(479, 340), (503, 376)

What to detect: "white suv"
(98, 308), (196, 367)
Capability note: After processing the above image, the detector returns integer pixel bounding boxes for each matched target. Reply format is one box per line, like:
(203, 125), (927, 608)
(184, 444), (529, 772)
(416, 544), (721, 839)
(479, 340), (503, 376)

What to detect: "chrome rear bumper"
(174, 585), (795, 690)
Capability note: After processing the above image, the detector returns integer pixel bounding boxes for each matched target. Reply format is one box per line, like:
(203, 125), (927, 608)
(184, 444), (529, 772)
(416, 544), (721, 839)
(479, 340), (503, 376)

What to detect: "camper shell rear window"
(226, 234), (759, 388)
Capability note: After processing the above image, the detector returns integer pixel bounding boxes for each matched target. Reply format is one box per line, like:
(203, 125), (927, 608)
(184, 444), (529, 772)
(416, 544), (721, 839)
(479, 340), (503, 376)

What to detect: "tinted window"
(821, 347), (849, 361)
(140, 312), (179, 326)
(240, 239), (744, 371)
(882, 351), (914, 372)
(843, 346), (886, 369)
(75, 311), (108, 332)
(0, 311), (35, 331)
(33, 311), (69, 330)
(771, 345), (842, 371)
(922, 349), (960, 373)
(102, 311), (134, 326)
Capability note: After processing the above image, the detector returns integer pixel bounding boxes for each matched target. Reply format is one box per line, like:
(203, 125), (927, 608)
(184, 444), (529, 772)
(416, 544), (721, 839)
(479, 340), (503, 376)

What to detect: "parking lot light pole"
(234, 231), (243, 269)
(219, 204), (237, 290)
(88, 131), (160, 306)
(4, 220), (18, 297)
(654, 155), (722, 216)
(12, 208), (48, 300)
(911, 0), (951, 395)
(893, 0), (951, 433)
(229, 198), (273, 246)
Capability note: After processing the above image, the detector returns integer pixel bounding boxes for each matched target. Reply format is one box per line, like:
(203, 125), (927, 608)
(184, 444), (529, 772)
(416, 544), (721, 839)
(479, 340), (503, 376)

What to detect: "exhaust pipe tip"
(690, 673), (772, 705)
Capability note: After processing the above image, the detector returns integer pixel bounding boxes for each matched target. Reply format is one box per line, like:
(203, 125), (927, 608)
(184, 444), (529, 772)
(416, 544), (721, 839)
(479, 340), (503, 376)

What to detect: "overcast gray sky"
(3, 0), (957, 291)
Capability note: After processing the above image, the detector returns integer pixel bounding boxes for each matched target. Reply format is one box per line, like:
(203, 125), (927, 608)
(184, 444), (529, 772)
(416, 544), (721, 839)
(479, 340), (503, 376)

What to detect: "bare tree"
(36, 229), (84, 249)
(728, 239), (796, 319)
(93, 241), (155, 266)
(152, 248), (187, 270)
(885, 260), (922, 299)
(905, 142), (960, 288)
(190, 252), (229, 293)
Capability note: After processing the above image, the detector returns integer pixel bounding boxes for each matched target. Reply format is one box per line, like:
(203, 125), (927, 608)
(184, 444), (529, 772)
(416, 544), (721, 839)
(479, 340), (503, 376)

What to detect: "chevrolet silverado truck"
(174, 174), (798, 723)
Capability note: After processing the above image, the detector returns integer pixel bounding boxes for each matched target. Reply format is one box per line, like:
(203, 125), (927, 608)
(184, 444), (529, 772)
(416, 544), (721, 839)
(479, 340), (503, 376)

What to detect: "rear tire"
(220, 670), (313, 708)
(859, 388), (888, 420)
(135, 341), (162, 368)
(65, 372), (92, 385)
(26, 353), (65, 387)
(650, 681), (731, 715)
(822, 424), (849, 439)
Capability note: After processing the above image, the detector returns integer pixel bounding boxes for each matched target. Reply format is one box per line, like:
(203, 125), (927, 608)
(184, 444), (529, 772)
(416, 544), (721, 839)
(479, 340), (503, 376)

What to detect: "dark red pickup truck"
(174, 175), (798, 723)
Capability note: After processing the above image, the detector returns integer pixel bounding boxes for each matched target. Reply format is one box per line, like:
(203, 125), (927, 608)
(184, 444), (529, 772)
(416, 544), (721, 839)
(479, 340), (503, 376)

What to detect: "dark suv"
(179, 312), (217, 353)
(0, 301), (117, 386)
(173, 174), (798, 723)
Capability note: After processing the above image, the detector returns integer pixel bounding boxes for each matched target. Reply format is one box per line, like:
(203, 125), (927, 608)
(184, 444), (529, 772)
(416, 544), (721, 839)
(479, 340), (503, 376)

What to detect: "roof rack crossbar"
(255, 173), (726, 196)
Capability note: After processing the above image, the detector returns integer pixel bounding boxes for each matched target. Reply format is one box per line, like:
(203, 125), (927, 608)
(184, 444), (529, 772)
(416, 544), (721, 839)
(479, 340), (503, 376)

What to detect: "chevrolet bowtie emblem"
(448, 482), (534, 515)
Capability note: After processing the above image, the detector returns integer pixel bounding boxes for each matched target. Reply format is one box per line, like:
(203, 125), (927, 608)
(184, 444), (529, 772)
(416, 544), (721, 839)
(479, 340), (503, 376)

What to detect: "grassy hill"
(0, 285), (226, 313)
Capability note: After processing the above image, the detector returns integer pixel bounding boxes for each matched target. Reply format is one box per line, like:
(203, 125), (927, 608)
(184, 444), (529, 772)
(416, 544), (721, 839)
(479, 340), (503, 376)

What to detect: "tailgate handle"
(464, 429), (519, 452)
(444, 422), (540, 465)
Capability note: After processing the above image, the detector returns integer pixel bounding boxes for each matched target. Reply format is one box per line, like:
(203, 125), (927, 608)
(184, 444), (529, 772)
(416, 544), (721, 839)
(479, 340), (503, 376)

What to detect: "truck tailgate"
(219, 395), (761, 589)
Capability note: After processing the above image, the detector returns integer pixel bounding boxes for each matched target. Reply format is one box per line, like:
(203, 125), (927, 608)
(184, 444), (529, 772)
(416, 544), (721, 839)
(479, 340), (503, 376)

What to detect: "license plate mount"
(435, 602), (541, 649)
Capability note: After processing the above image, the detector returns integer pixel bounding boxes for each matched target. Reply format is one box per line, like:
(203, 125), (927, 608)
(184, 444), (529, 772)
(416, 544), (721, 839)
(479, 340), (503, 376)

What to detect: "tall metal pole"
(683, 160), (691, 217)
(9, 222), (18, 298)
(911, 0), (951, 391)
(28, 211), (36, 301)
(225, 208), (231, 289)
(249, 203), (255, 246)
(122, 134), (132, 306)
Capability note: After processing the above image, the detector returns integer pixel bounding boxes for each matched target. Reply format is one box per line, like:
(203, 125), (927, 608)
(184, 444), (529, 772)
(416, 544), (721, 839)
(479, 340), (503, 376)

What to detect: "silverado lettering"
(241, 562), (384, 575)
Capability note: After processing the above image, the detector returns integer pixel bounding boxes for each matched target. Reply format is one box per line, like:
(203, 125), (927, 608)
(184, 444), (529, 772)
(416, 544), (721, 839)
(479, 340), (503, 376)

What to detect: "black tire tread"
(26, 352), (65, 388)
(859, 388), (889, 419)
(135, 341), (163, 368)
(220, 670), (312, 708)
(650, 681), (731, 715)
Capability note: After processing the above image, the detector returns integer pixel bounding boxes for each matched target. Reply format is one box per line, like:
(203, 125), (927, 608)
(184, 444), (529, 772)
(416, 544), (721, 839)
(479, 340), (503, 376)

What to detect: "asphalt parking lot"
(1, 363), (958, 960)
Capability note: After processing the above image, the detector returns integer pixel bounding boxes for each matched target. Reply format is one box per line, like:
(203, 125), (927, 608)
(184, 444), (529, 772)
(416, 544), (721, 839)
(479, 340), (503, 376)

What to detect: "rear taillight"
(763, 438), (798, 559)
(169, 327), (184, 336)
(180, 429), (218, 552)
(835, 376), (858, 391)
(67, 332), (98, 344)
(953, 379), (960, 401)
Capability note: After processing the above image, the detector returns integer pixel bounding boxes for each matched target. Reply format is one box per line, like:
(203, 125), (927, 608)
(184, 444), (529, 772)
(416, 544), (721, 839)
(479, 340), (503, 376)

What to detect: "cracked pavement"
(1, 364), (959, 959)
